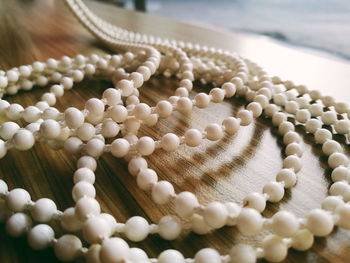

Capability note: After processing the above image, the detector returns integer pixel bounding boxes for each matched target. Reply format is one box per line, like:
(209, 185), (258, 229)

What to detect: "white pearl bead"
(194, 248), (221, 263)
(243, 192), (266, 212)
(103, 88), (121, 106)
(175, 191), (199, 218)
(321, 111), (337, 125)
(136, 136), (155, 156)
(328, 152), (349, 168)
(83, 216), (111, 244)
(129, 72), (144, 88)
(156, 100), (173, 118)
(236, 208), (263, 236)
(54, 235), (82, 262)
(306, 209), (334, 236)
(221, 82), (236, 97)
(322, 139), (342, 156)
(305, 119), (322, 133)
(13, 129), (35, 151)
(292, 229), (314, 251)
(31, 198), (57, 222)
(278, 121), (294, 135)
(85, 138), (105, 158)
(6, 213), (32, 237)
(109, 105), (128, 122)
(65, 107), (84, 128)
(133, 103), (151, 120)
(283, 131), (300, 144)
(124, 216), (149, 242)
(329, 181), (350, 201)
(0, 139), (6, 159)
(161, 133), (180, 151)
(263, 182), (285, 202)
(283, 155), (302, 172)
(225, 202), (241, 226)
(246, 102), (262, 118)
(335, 204), (350, 229)
(158, 249), (185, 263)
(0, 121), (20, 140)
(6, 103), (24, 120)
(75, 196), (101, 221)
(205, 123), (223, 141)
(74, 167), (96, 184)
(6, 188), (31, 212)
(28, 224), (55, 250)
(117, 79), (134, 96)
(128, 157), (148, 176)
(229, 244), (256, 263)
(40, 119), (61, 139)
(86, 98), (105, 116)
(152, 181), (175, 204)
(61, 208), (83, 232)
(203, 201), (228, 229)
(100, 238), (130, 263)
(194, 93), (210, 108)
(128, 248), (149, 263)
(177, 97), (193, 113)
(77, 123), (96, 141)
(72, 181), (96, 201)
(272, 211), (299, 237)
(285, 142), (303, 157)
(322, 196), (344, 211)
(136, 168), (158, 190)
(237, 109), (253, 126)
(185, 129), (202, 147)
(101, 120), (120, 138)
(111, 138), (130, 157)
(272, 112), (287, 126)
(222, 117), (240, 135)
(158, 215), (182, 240)
(334, 119), (350, 134)
(190, 214), (212, 235)
(262, 235), (288, 262)
(331, 166), (350, 182)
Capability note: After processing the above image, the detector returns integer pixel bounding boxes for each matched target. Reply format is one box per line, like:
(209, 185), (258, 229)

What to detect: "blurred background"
(102, 0), (350, 60)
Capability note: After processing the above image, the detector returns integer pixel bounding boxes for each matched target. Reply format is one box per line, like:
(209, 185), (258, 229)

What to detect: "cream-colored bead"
(136, 136), (155, 156)
(13, 129), (35, 151)
(158, 249), (185, 263)
(195, 93), (210, 108)
(175, 191), (199, 218)
(272, 211), (299, 237)
(292, 229), (314, 251)
(28, 224), (55, 250)
(6, 188), (31, 212)
(136, 168), (158, 190)
(262, 235), (288, 262)
(194, 248), (221, 263)
(83, 216), (112, 244)
(205, 123), (223, 141)
(306, 209), (334, 236)
(243, 192), (266, 212)
(335, 204), (350, 229)
(111, 138), (130, 157)
(237, 109), (253, 126)
(236, 208), (263, 236)
(61, 208), (83, 232)
(124, 216), (149, 242)
(100, 238), (130, 263)
(31, 198), (57, 222)
(75, 197), (101, 221)
(203, 201), (228, 229)
(229, 244), (256, 263)
(6, 213), (32, 237)
(54, 235), (82, 262)
(158, 215), (182, 240)
(263, 182), (285, 202)
(185, 128), (202, 147)
(152, 180), (175, 204)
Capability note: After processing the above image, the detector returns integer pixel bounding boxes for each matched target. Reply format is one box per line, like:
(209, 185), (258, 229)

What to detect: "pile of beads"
(0, 0), (349, 262)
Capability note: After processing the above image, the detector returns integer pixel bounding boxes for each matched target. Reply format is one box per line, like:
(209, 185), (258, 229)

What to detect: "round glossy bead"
(124, 216), (149, 242)
(0, 121), (20, 140)
(110, 138), (130, 157)
(177, 97), (192, 113)
(128, 248), (149, 263)
(237, 110), (253, 126)
(133, 103), (151, 120)
(6, 213), (32, 237)
(334, 119), (350, 134)
(85, 138), (105, 158)
(185, 129), (202, 147)
(109, 105), (128, 122)
(156, 100), (173, 118)
(236, 208), (263, 236)
(161, 133), (180, 152)
(262, 235), (288, 262)
(329, 181), (350, 201)
(6, 188), (31, 212)
(283, 155), (302, 172)
(152, 181), (175, 204)
(210, 87), (225, 102)
(75, 197), (101, 221)
(0, 139), (6, 159)
(263, 182), (285, 202)
(221, 82), (236, 97)
(83, 216), (111, 244)
(322, 140), (342, 156)
(331, 166), (350, 183)
(64, 107), (84, 128)
(117, 79), (134, 96)
(305, 119), (322, 133)
(194, 248), (221, 263)
(292, 229), (314, 251)
(103, 88), (121, 106)
(74, 167), (96, 184)
(31, 198), (57, 222)
(100, 238), (129, 263)
(203, 201), (228, 229)
(6, 103), (24, 120)
(229, 244), (256, 263)
(28, 224), (55, 250)
(205, 123), (223, 141)
(321, 111), (337, 125)
(243, 192), (266, 212)
(136, 136), (155, 156)
(61, 208), (83, 232)
(40, 119), (61, 139)
(175, 191), (199, 218)
(335, 204), (350, 229)
(306, 209), (334, 236)
(322, 196), (344, 211)
(128, 157), (148, 176)
(223, 117), (240, 135)
(54, 235), (82, 262)
(285, 142), (303, 157)
(158, 216), (182, 240)
(77, 123), (96, 141)
(246, 102), (262, 118)
(136, 168), (158, 190)
(158, 249), (185, 263)
(13, 129), (35, 151)
(195, 93), (210, 108)
(328, 152), (349, 168)
(272, 211), (299, 237)
(72, 181), (96, 201)
(101, 120), (120, 138)
(315, 128), (332, 144)
(278, 121), (294, 135)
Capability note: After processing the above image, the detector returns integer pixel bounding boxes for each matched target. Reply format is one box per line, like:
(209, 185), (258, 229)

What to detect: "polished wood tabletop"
(0, 1), (349, 262)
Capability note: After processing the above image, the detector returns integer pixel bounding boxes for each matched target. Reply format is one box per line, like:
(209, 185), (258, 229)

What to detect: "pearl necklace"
(0, 0), (349, 262)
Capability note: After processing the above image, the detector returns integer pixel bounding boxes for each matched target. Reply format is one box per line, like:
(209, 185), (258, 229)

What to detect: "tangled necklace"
(0, 0), (349, 262)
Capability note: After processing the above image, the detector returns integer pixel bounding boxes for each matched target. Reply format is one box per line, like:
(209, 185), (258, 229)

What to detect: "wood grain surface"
(0, 1), (349, 262)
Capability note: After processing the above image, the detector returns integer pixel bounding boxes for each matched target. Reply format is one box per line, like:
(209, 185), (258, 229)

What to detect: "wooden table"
(0, 1), (349, 262)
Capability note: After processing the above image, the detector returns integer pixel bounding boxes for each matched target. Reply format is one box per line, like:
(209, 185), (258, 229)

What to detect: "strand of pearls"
(0, 0), (349, 262)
